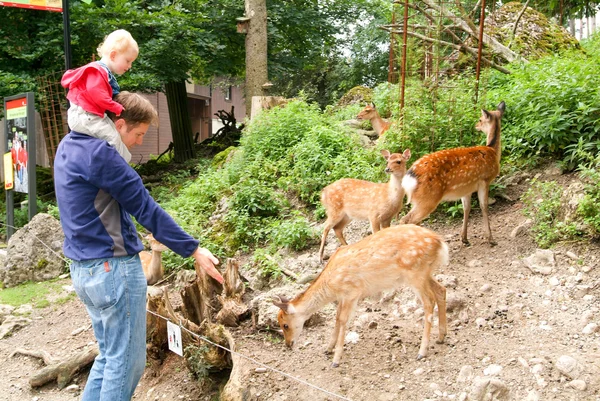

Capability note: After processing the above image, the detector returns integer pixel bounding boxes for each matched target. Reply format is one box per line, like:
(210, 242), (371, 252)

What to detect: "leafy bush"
(486, 45), (600, 167)
(251, 248), (283, 279)
(521, 180), (579, 248)
(577, 164), (600, 236)
(268, 212), (317, 251)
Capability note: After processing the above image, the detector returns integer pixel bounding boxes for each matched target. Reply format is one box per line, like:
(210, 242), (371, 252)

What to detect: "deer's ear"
(381, 149), (391, 160)
(272, 296), (295, 314)
(497, 101), (506, 115)
(371, 102), (376, 109)
(481, 109), (492, 119)
(402, 149), (411, 161)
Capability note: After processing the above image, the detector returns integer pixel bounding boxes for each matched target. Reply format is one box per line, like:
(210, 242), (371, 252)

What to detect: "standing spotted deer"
(400, 101), (506, 245)
(357, 103), (391, 137)
(273, 224), (448, 367)
(318, 149), (411, 262)
(139, 234), (169, 285)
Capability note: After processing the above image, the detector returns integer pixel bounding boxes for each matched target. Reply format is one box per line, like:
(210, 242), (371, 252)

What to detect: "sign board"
(167, 321), (183, 356)
(4, 153), (14, 190)
(4, 92), (37, 240)
(0, 0), (62, 12)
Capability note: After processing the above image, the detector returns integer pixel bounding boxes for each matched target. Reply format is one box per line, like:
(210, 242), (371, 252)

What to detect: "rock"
(14, 304), (33, 315)
(468, 377), (509, 401)
(0, 304), (15, 323)
(484, 364), (503, 376)
(413, 367), (425, 376)
(522, 249), (555, 275)
(543, 163), (563, 176)
(457, 365), (474, 383)
(297, 274), (318, 285)
(555, 355), (582, 379)
(510, 219), (533, 238)
(446, 293), (466, 312)
(0, 315), (32, 339)
(581, 265), (592, 273)
(548, 277), (560, 286)
(480, 284), (492, 292)
(525, 389), (540, 401)
(254, 368), (267, 373)
(436, 274), (458, 288)
(1, 213), (66, 288)
(566, 251), (578, 260)
(580, 310), (594, 325)
(518, 357), (529, 369)
(566, 380), (587, 391)
(63, 384), (80, 393)
(345, 331), (360, 344)
(582, 322), (598, 334)
(531, 364), (544, 375)
(368, 321), (378, 329)
(467, 260), (482, 268)
(475, 318), (487, 328)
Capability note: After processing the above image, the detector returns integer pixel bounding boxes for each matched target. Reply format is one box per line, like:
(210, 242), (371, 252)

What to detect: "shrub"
(268, 212), (317, 251)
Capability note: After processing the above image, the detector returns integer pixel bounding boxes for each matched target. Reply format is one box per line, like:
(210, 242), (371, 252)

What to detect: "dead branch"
(12, 346), (99, 389)
(216, 259), (250, 326)
(512, 0), (531, 40)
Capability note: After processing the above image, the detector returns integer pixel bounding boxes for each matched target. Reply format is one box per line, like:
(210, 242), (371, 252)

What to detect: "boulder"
(2, 213), (66, 287)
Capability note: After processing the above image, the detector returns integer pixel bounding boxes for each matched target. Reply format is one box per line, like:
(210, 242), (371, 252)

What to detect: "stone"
(64, 384), (80, 393)
(475, 318), (487, 328)
(566, 251), (578, 260)
(555, 355), (581, 379)
(1, 213), (66, 287)
(480, 284), (492, 292)
(525, 389), (540, 401)
(510, 219), (532, 238)
(522, 249), (555, 275)
(457, 365), (474, 383)
(344, 331), (359, 344)
(436, 274), (458, 288)
(446, 293), (466, 312)
(483, 364), (503, 376)
(582, 323), (598, 334)
(468, 377), (509, 401)
(566, 380), (587, 391)
(0, 315), (32, 339)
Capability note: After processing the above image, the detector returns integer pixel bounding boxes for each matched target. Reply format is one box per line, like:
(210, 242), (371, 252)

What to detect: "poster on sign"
(5, 97), (29, 194)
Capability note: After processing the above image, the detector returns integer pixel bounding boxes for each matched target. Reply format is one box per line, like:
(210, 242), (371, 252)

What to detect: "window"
(225, 86), (232, 101)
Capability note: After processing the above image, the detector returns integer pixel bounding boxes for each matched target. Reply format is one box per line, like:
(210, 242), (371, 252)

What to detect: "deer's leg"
(319, 218), (334, 263)
(332, 215), (350, 246)
(326, 303), (343, 354)
(460, 195), (472, 245)
(417, 286), (436, 360)
(400, 201), (436, 225)
(331, 298), (359, 368)
(477, 183), (496, 246)
(430, 277), (447, 344)
(369, 217), (381, 234)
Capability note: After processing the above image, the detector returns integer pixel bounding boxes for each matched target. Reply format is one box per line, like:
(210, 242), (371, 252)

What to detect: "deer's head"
(273, 295), (305, 348)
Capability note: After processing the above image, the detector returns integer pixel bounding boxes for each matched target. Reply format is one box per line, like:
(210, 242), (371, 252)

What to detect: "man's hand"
(192, 247), (223, 284)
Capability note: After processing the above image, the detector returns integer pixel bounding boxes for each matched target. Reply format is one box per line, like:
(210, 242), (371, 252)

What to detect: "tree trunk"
(216, 259), (250, 326)
(244, 0), (268, 117)
(165, 80), (196, 162)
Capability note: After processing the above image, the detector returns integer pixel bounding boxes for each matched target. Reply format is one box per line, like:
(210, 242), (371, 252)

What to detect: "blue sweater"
(54, 131), (199, 261)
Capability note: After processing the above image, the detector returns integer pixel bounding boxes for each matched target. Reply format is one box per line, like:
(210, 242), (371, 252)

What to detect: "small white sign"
(167, 321), (183, 356)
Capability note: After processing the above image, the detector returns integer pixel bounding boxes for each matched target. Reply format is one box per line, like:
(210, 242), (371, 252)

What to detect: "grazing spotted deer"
(318, 149), (411, 262)
(357, 103), (391, 137)
(139, 234), (169, 285)
(273, 224), (448, 367)
(400, 101), (506, 245)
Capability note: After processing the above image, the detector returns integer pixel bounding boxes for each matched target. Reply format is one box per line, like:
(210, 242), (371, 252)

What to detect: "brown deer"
(273, 224), (448, 367)
(400, 101), (506, 245)
(318, 149), (411, 262)
(357, 103), (391, 136)
(139, 234), (169, 285)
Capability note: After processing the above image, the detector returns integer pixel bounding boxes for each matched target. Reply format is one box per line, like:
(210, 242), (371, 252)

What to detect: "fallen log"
(11, 346), (99, 389)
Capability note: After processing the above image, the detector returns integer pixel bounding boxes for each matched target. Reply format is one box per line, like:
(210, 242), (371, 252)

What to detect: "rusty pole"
(474, 0), (486, 106)
(399, 0), (409, 111)
(388, 5), (397, 83)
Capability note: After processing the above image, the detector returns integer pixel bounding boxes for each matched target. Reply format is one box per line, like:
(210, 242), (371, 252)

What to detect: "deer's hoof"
(489, 240), (498, 247)
(416, 354), (426, 361)
(436, 339), (445, 344)
(331, 362), (339, 368)
(461, 239), (471, 246)
(324, 349), (333, 355)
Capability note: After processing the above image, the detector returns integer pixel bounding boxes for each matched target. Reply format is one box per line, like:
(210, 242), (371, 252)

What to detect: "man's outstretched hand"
(192, 247), (223, 284)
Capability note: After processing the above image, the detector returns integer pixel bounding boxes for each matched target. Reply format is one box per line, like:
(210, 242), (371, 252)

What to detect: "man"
(54, 91), (224, 401)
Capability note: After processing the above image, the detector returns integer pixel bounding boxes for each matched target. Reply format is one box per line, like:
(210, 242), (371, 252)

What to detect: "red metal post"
(474, 0), (486, 105)
(399, 0), (409, 111)
(388, 5), (397, 83)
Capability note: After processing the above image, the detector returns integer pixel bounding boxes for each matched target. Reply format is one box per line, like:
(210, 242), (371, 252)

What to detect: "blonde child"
(62, 29), (139, 162)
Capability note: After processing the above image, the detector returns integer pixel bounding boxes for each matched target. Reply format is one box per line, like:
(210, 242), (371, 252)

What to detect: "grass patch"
(0, 279), (71, 309)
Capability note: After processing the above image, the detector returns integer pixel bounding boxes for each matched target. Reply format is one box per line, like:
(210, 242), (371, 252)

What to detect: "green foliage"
(251, 248), (283, 279)
(268, 212), (317, 251)
(486, 42), (600, 167)
(577, 164), (600, 236)
(184, 344), (213, 380)
(521, 180), (579, 248)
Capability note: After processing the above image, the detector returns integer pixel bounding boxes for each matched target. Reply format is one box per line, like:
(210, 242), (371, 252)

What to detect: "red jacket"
(61, 62), (123, 117)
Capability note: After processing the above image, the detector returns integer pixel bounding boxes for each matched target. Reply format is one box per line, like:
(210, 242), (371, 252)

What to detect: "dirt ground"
(0, 171), (599, 401)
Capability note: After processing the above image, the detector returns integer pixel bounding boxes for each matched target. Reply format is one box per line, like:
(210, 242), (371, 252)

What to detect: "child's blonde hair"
(97, 29), (139, 58)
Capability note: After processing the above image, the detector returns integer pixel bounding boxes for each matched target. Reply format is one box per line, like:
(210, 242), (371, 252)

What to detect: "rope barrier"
(1, 221), (354, 401)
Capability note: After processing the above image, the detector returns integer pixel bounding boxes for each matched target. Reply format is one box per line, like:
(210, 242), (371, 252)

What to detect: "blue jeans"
(70, 254), (147, 401)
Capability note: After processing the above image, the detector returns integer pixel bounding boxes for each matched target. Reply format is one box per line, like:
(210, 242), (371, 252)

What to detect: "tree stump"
(216, 259), (250, 326)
